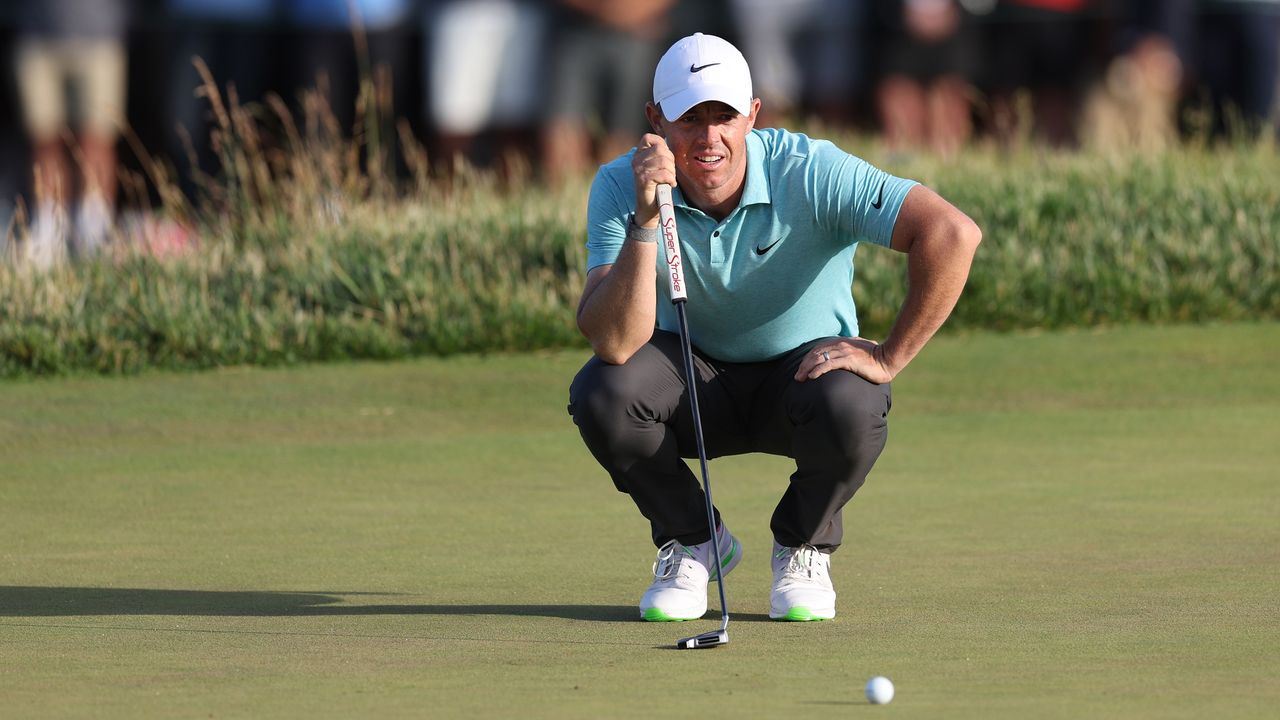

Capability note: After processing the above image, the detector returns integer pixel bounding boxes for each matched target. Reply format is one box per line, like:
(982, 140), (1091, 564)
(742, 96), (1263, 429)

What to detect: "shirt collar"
(740, 129), (771, 207)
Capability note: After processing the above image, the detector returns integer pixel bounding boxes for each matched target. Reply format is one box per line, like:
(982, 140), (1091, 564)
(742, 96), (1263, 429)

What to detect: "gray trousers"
(568, 331), (891, 552)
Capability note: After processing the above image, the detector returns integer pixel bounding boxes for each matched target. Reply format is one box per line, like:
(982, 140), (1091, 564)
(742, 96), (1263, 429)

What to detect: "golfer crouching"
(569, 33), (981, 622)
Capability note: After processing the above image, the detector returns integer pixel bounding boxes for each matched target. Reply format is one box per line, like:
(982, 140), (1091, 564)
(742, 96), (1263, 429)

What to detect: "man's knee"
(792, 372), (891, 460)
(571, 356), (646, 429)
(569, 334), (683, 426)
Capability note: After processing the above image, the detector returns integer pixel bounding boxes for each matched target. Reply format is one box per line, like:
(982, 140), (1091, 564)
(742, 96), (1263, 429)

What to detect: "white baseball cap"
(652, 33), (753, 122)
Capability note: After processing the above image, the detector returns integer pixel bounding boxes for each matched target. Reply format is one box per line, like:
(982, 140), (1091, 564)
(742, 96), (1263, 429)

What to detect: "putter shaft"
(658, 184), (730, 649)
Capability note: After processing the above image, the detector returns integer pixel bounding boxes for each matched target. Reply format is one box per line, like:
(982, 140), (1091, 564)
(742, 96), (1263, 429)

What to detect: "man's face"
(647, 99), (760, 212)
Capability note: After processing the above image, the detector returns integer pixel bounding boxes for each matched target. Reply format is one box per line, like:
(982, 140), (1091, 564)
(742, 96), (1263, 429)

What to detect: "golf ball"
(865, 676), (894, 705)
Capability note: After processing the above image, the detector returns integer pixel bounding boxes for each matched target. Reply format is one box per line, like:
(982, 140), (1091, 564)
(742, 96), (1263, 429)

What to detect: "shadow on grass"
(0, 587), (634, 622)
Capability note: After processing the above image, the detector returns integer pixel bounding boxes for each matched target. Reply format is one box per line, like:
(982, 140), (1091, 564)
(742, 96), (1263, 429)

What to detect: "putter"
(656, 183), (730, 650)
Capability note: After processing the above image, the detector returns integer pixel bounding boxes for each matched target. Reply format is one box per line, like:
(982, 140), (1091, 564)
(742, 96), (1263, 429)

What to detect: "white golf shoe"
(639, 523), (742, 622)
(769, 542), (836, 621)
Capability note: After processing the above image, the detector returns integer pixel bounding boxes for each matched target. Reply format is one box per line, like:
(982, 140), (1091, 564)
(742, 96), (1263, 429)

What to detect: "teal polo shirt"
(585, 127), (917, 362)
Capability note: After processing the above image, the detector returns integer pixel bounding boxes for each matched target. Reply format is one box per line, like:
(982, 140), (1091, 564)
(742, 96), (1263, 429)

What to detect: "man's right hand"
(631, 134), (677, 228)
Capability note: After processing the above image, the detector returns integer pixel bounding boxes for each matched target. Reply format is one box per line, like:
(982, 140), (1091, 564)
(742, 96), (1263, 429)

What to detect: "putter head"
(676, 629), (728, 649)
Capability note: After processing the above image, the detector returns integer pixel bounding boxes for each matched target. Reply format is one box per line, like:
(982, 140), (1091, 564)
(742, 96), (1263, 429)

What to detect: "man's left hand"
(794, 338), (896, 385)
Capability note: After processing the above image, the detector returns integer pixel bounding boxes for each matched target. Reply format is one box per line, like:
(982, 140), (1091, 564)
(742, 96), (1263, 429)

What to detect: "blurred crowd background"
(1, 0), (1278, 266)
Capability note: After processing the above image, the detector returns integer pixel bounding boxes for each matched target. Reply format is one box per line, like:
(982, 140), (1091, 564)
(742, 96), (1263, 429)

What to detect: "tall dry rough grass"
(1, 71), (1277, 377)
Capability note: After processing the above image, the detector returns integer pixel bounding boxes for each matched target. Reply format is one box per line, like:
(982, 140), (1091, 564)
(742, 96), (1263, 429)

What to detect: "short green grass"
(1, 322), (1277, 718)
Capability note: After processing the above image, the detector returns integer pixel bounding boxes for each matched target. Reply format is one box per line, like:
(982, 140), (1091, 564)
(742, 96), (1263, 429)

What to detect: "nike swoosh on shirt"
(870, 181), (885, 210)
(755, 237), (784, 256)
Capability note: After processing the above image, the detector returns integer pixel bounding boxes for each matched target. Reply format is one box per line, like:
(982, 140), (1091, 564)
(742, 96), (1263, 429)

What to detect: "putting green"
(1, 323), (1277, 718)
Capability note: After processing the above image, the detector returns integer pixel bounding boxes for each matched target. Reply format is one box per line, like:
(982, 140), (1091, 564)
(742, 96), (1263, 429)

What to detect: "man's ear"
(745, 98), (763, 131)
(645, 102), (665, 136)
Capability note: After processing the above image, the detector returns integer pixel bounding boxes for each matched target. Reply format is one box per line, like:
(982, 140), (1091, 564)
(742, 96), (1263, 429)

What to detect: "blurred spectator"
(986, 0), (1097, 146)
(872, 0), (979, 156)
(281, 0), (415, 135)
(1082, 0), (1192, 150)
(728, 0), (868, 127)
(1, 9), (23, 258)
(167, 0), (276, 200)
(426, 0), (548, 174)
(15, 0), (1276, 239)
(1191, 0), (1280, 137)
(13, 0), (129, 267)
(668, 0), (738, 40)
(541, 0), (676, 185)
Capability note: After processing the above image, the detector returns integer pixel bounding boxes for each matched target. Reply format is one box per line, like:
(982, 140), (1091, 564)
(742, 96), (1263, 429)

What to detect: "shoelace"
(776, 544), (826, 580)
(652, 527), (729, 580)
(652, 539), (695, 581)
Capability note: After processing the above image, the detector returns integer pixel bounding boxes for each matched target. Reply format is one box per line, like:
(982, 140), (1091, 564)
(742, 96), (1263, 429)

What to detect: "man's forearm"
(577, 238), (659, 364)
(879, 219), (981, 375)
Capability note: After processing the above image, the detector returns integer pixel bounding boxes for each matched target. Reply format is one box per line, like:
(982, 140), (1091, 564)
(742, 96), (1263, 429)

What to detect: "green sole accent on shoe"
(641, 607), (691, 622)
(773, 607), (833, 622)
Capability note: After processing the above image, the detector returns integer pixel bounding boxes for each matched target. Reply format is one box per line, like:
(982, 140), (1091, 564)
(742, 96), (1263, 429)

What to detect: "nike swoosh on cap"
(690, 62), (721, 73)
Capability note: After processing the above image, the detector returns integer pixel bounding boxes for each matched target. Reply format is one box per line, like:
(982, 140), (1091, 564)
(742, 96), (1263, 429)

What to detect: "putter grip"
(656, 184), (687, 303)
